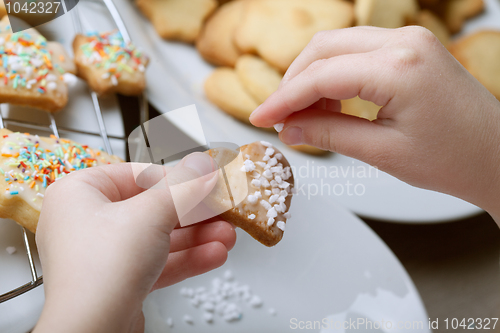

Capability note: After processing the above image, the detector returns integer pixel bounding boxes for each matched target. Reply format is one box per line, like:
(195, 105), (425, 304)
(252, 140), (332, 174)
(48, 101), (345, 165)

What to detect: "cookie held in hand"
(0, 129), (122, 233)
(206, 141), (294, 247)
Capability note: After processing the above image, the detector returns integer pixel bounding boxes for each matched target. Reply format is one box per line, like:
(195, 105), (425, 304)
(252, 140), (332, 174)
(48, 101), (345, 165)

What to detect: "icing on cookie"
(0, 24), (66, 94)
(0, 132), (119, 211)
(238, 141), (293, 230)
(78, 31), (148, 86)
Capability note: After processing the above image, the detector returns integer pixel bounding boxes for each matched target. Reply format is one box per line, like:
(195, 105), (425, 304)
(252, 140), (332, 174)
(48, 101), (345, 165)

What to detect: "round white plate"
(113, 0), (500, 223)
(143, 195), (430, 333)
(0, 3), (126, 332)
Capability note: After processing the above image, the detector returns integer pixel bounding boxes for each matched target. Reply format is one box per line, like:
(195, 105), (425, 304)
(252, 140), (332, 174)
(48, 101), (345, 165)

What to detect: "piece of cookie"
(206, 141), (294, 246)
(204, 67), (259, 124)
(196, 0), (244, 67)
(289, 144), (329, 155)
(235, 55), (282, 104)
(234, 0), (354, 73)
(355, 0), (419, 28)
(448, 31), (500, 101)
(73, 31), (149, 96)
(136, 0), (217, 43)
(0, 128), (123, 233)
(0, 16), (73, 112)
(47, 41), (77, 75)
(440, 0), (484, 34)
(415, 9), (450, 46)
(341, 96), (380, 121)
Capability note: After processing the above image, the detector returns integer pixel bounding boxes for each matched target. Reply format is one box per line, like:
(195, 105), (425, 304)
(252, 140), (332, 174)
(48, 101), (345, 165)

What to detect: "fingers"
(250, 50), (397, 127)
(279, 109), (404, 167)
(169, 221), (237, 253)
(152, 241), (228, 290)
(118, 153), (219, 234)
(281, 27), (392, 87)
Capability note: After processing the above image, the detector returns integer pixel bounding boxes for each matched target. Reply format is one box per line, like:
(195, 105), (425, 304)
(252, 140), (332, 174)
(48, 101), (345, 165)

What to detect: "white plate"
(113, 0), (500, 223)
(143, 195), (430, 333)
(0, 3), (127, 332)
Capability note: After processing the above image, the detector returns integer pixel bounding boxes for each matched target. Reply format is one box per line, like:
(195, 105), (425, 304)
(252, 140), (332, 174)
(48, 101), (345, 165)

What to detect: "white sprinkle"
(272, 188), (280, 195)
(260, 141), (272, 147)
(284, 212), (292, 219)
(276, 221), (286, 231)
(245, 154), (250, 159)
(264, 190), (272, 196)
(251, 179), (261, 188)
(269, 194), (279, 204)
(138, 64), (145, 72)
(46, 81), (57, 91)
(36, 193), (44, 198)
(254, 191), (262, 198)
(183, 315), (194, 325)
(247, 194), (258, 204)
(6, 246), (16, 255)
(267, 218), (275, 226)
(267, 207), (278, 219)
(275, 153), (283, 160)
(166, 317), (174, 327)
(270, 180), (278, 187)
(269, 308), (277, 316)
(291, 187), (298, 194)
(203, 312), (214, 323)
(275, 175), (283, 184)
(202, 302), (215, 312)
(274, 123), (285, 132)
(280, 190), (288, 197)
(252, 171), (260, 178)
(260, 200), (272, 210)
(46, 74), (57, 81)
(111, 75), (118, 86)
(248, 214), (256, 220)
(62, 73), (78, 87)
(249, 295), (263, 308)
(260, 178), (269, 188)
(262, 155), (270, 161)
(277, 196), (286, 203)
(262, 169), (273, 179)
(274, 204), (283, 213)
(265, 148), (275, 156)
(279, 181), (290, 189)
(256, 161), (266, 168)
(101, 72), (110, 79)
(224, 270), (234, 281)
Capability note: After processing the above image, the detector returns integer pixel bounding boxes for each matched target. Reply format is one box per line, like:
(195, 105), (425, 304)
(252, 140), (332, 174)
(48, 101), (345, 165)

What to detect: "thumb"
(118, 153), (219, 234)
(280, 109), (404, 170)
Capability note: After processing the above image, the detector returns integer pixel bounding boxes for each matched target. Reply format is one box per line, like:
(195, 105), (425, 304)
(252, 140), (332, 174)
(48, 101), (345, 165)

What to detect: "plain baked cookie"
(341, 96), (380, 121)
(448, 30), (500, 101)
(206, 141), (294, 246)
(196, 0), (244, 67)
(73, 31), (149, 96)
(234, 0), (354, 73)
(0, 128), (123, 233)
(235, 55), (282, 104)
(204, 67), (259, 124)
(136, 0), (217, 43)
(415, 9), (450, 46)
(355, 0), (419, 28)
(440, 0), (484, 34)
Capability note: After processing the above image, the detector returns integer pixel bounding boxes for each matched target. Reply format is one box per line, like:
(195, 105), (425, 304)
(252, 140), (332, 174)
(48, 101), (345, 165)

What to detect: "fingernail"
(280, 126), (303, 145)
(183, 153), (217, 176)
(249, 105), (262, 121)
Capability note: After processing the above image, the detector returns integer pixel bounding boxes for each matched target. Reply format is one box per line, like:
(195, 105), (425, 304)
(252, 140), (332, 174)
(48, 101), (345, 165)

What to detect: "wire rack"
(0, 0), (148, 303)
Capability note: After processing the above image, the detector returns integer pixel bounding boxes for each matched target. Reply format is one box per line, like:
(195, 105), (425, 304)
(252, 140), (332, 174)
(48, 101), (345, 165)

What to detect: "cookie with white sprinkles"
(206, 141), (294, 247)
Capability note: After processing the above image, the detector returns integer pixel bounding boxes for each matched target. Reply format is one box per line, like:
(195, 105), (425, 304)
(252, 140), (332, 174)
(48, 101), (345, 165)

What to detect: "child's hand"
(250, 26), (500, 221)
(33, 153), (236, 333)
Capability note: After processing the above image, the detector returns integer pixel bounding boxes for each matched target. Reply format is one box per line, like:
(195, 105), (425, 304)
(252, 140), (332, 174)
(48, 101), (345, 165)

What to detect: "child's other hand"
(250, 26), (500, 220)
(33, 153), (236, 333)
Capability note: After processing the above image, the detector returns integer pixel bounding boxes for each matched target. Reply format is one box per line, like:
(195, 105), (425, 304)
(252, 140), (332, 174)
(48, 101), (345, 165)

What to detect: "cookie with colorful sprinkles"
(206, 141), (294, 247)
(0, 128), (122, 233)
(73, 31), (149, 96)
(0, 17), (76, 112)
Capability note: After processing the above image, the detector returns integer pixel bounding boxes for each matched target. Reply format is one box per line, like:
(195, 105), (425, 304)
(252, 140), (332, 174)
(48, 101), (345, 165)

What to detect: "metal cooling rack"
(0, 0), (148, 303)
